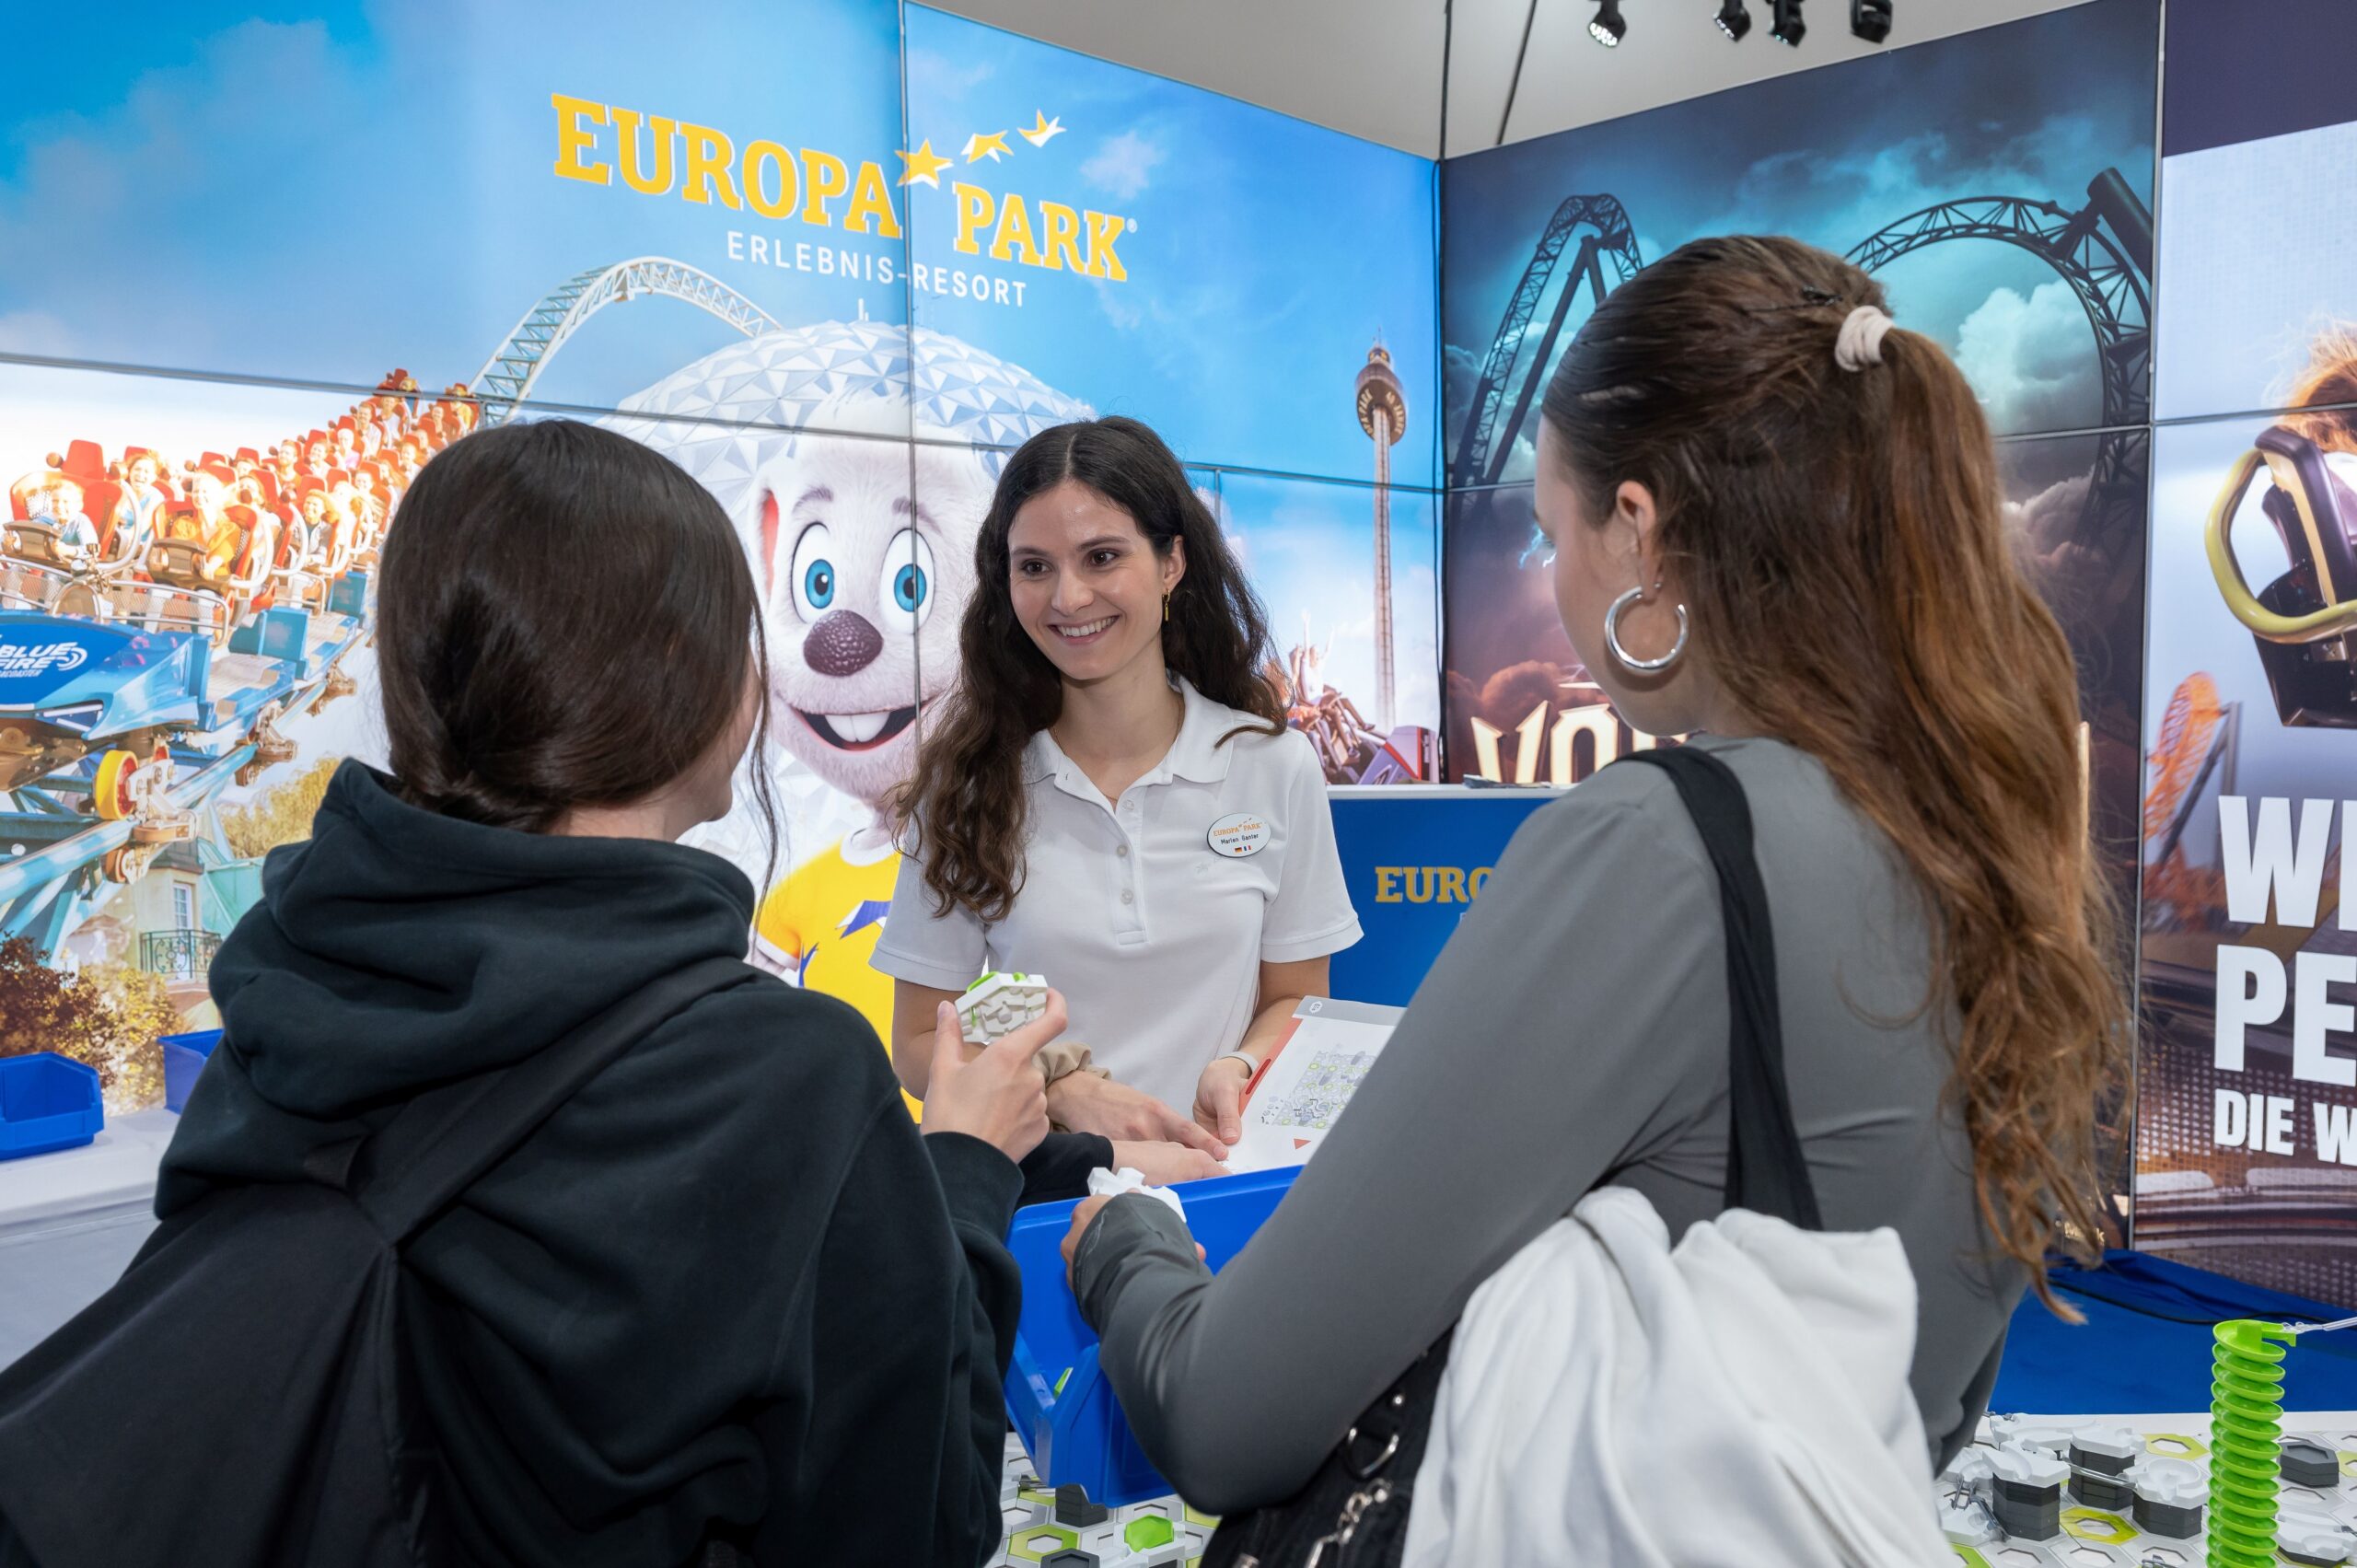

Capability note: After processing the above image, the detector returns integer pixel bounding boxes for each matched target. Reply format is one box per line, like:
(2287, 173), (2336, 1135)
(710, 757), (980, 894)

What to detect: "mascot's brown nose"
(804, 610), (884, 677)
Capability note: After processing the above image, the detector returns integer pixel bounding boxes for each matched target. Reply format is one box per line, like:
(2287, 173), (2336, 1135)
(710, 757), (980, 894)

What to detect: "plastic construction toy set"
(1937, 1320), (2357, 1566)
(988, 1433), (1215, 1568)
(960, 971), (1052, 1046)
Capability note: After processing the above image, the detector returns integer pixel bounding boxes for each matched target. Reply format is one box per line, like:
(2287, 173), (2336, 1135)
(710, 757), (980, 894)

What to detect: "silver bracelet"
(1215, 1051), (1260, 1079)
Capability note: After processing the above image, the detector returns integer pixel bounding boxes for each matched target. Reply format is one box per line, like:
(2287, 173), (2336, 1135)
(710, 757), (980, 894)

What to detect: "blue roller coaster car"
(0, 612), (210, 791)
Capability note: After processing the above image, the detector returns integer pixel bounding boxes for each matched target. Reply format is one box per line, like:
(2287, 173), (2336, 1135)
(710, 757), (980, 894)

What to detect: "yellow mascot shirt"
(757, 836), (923, 1119)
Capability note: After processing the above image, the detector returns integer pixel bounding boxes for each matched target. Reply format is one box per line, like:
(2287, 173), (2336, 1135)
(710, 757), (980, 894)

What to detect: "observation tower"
(1355, 341), (1407, 734)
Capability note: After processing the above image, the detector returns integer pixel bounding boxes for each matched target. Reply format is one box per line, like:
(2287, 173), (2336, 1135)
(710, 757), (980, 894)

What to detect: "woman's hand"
(1048, 1070), (1228, 1160)
(1061, 1193), (1207, 1294)
(1192, 1054), (1255, 1145)
(918, 993), (1067, 1161)
(1107, 1139), (1227, 1187)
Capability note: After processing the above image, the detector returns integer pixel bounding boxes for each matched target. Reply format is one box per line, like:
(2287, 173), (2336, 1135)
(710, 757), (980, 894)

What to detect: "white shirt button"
(1117, 844), (1131, 858)
(1120, 889), (1134, 904)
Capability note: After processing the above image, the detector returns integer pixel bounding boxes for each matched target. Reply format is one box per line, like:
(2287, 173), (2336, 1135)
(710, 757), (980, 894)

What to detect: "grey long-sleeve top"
(1071, 734), (2022, 1516)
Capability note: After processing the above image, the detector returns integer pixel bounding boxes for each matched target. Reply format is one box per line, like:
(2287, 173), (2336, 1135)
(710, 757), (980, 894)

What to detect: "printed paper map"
(1226, 996), (1402, 1172)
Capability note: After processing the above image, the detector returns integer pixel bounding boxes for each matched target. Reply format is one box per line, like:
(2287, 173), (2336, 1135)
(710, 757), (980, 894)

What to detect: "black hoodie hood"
(162, 761), (759, 1208)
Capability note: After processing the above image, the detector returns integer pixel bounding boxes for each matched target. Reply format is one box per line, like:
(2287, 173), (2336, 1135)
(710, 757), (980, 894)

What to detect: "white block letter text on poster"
(2216, 944), (2288, 1072)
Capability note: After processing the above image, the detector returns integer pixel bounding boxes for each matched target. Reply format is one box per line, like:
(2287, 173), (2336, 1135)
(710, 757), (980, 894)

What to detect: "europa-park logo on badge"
(550, 95), (1132, 297)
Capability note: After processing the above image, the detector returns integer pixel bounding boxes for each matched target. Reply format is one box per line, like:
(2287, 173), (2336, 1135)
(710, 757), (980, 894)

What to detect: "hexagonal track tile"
(1006, 1523), (1080, 1562)
(2059, 1508), (2136, 1546)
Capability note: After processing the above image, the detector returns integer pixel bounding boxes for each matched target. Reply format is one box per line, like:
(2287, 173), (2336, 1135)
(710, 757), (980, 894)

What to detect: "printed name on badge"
(1208, 812), (1271, 859)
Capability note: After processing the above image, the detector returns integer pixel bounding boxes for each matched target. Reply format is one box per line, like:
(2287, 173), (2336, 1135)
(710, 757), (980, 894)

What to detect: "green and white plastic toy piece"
(959, 970), (1051, 1045)
(2209, 1318), (2294, 1568)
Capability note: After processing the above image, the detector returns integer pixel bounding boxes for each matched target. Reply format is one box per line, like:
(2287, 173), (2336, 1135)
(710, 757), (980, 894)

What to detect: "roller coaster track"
(1846, 178), (2152, 431)
(1450, 170), (2154, 505)
(0, 743), (255, 957)
(1452, 195), (1643, 489)
(470, 258), (781, 427)
(0, 596), (366, 957)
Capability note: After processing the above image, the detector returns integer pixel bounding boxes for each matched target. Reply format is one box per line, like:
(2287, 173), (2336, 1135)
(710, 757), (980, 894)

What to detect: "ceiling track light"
(1850, 0), (1892, 42)
(1715, 0), (1752, 41)
(1770, 0), (1805, 46)
(1589, 0), (1627, 47)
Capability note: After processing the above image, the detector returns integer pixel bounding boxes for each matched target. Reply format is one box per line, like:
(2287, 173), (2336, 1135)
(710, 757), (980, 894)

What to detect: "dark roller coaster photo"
(1449, 169), (2153, 555)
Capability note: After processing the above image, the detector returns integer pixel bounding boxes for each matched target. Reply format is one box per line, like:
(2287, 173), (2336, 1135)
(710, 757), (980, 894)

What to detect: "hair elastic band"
(1835, 306), (1894, 372)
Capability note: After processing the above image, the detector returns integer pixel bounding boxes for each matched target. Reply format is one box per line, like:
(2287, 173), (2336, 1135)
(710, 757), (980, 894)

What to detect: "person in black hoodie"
(117, 420), (1059, 1566)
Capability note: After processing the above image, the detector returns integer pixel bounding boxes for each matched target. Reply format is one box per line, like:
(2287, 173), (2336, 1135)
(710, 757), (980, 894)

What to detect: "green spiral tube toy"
(2208, 1318), (2293, 1568)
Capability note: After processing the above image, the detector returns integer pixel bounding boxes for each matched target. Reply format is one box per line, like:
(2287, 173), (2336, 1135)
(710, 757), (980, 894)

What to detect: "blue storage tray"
(160, 1028), (223, 1113)
(1004, 1164), (1302, 1506)
(0, 1051), (104, 1160)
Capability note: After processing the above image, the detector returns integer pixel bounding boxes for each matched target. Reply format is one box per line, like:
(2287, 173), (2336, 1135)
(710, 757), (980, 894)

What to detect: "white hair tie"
(1835, 305), (1893, 372)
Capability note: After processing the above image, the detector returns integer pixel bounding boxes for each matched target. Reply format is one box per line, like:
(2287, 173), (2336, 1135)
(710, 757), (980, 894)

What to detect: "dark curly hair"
(893, 417), (1281, 922)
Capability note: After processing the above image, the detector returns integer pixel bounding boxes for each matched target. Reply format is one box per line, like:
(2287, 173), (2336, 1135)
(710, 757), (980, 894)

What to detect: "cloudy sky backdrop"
(1440, 0), (2160, 484)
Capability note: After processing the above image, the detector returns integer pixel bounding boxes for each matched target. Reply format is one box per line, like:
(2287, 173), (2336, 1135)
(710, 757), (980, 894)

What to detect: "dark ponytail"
(377, 420), (777, 866)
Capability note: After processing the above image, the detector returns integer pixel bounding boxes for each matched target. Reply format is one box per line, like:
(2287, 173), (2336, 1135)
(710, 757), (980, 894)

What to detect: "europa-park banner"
(0, 0), (1439, 1106)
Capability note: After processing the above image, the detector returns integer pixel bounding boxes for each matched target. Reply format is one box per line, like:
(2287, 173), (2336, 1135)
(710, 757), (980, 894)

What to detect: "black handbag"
(1202, 745), (1824, 1567)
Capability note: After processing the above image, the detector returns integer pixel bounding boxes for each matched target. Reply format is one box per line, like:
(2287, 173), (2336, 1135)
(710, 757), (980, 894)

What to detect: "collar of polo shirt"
(1024, 677), (1239, 795)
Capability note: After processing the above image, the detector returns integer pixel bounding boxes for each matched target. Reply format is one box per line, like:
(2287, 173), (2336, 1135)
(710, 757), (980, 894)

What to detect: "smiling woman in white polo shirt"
(877, 417), (1361, 1158)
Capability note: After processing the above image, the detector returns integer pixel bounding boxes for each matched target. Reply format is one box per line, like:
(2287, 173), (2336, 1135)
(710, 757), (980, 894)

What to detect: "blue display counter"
(1327, 785), (1556, 1007)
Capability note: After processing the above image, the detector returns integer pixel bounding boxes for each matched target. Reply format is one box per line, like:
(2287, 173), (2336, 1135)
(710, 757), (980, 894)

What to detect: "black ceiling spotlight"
(1714, 0), (1752, 41)
(1850, 0), (1892, 41)
(1589, 0), (1627, 47)
(1770, 0), (1805, 46)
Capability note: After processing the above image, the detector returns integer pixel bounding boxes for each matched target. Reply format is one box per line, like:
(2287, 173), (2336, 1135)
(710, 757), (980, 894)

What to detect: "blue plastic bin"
(160, 1029), (224, 1113)
(0, 1052), (105, 1160)
(1004, 1164), (1302, 1505)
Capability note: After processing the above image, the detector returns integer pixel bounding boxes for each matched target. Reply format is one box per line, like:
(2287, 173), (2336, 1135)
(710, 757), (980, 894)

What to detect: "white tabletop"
(0, 1107), (179, 1235)
(0, 1106), (176, 1367)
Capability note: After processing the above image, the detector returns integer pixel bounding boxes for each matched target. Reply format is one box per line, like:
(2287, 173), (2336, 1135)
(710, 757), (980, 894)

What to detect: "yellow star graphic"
(1019, 111), (1065, 149)
(897, 140), (953, 187)
(962, 130), (1013, 164)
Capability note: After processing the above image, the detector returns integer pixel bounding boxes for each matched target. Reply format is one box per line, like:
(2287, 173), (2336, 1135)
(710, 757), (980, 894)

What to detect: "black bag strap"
(1620, 747), (1824, 1232)
(346, 956), (756, 1244)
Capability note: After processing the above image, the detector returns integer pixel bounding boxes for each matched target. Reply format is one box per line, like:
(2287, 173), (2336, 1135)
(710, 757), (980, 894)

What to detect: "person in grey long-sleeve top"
(1062, 235), (2127, 1519)
(1071, 736), (2012, 1513)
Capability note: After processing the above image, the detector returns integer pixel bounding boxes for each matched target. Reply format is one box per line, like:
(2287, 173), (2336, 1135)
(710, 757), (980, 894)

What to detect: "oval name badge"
(1207, 812), (1271, 859)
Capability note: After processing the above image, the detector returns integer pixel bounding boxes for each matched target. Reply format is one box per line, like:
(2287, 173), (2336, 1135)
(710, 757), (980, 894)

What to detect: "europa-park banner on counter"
(2131, 0), (2357, 1305)
(0, 0), (1440, 1109)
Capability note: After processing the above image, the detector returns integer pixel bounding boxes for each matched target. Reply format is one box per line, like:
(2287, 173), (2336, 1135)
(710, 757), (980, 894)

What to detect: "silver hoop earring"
(1603, 585), (1688, 674)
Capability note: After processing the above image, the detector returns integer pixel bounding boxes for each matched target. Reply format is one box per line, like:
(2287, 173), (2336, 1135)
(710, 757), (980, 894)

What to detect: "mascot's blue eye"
(803, 560), (835, 610)
(880, 529), (937, 631)
(893, 563), (927, 613)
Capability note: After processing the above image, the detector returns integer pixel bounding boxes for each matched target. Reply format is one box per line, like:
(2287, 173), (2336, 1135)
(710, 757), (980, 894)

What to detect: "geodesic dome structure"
(601, 319), (1095, 511)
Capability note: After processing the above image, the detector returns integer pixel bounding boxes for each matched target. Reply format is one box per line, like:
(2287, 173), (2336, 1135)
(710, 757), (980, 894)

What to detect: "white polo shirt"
(873, 678), (1363, 1115)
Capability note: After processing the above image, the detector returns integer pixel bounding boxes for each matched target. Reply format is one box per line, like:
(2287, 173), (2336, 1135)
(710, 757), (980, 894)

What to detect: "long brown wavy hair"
(894, 417), (1283, 922)
(1542, 236), (2126, 1316)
